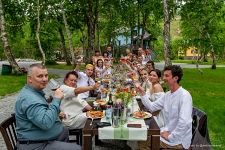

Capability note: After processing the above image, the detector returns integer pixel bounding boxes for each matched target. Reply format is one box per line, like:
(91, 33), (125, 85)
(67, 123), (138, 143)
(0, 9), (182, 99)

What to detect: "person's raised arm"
(136, 84), (164, 112)
(74, 82), (100, 95)
(74, 62), (81, 71)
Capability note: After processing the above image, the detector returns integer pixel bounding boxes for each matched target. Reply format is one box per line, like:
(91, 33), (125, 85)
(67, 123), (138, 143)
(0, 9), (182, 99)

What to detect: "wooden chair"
(69, 129), (82, 145)
(0, 114), (17, 150)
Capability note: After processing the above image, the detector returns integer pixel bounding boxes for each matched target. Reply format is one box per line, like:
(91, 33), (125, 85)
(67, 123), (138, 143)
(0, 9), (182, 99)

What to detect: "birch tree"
(163, 0), (172, 66)
(0, 0), (20, 73)
(61, 1), (76, 66)
(36, 0), (46, 65)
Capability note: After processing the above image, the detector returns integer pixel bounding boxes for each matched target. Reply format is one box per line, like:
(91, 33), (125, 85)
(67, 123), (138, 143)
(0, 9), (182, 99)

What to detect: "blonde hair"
(86, 64), (94, 69)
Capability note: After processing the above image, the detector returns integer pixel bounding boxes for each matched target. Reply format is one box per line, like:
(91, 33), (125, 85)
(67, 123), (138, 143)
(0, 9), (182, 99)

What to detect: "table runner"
(98, 98), (148, 141)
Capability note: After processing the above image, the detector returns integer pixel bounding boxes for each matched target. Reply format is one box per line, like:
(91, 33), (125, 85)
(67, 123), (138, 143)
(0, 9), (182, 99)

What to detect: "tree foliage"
(0, 0), (225, 68)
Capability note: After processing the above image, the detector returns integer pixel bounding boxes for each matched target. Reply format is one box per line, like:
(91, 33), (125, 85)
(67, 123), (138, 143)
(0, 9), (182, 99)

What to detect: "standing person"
(92, 50), (103, 66)
(15, 64), (81, 150)
(75, 64), (96, 99)
(136, 65), (192, 150)
(125, 48), (133, 61)
(106, 45), (113, 58)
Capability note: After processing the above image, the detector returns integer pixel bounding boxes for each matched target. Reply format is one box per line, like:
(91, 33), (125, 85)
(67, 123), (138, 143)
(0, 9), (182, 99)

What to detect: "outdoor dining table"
(82, 98), (160, 150)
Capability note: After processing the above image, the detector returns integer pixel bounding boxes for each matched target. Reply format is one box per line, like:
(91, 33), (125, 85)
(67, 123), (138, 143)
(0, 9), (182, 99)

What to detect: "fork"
(90, 118), (94, 126)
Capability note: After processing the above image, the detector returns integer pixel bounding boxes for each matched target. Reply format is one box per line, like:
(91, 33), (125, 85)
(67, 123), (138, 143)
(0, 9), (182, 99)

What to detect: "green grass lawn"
(181, 68), (225, 149)
(46, 64), (74, 70)
(0, 67), (224, 149)
(173, 59), (225, 65)
(0, 74), (60, 97)
(0, 75), (26, 97)
(46, 63), (86, 70)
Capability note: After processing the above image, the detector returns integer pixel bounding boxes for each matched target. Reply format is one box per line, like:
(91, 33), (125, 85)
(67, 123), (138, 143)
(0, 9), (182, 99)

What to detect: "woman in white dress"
(139, 68), (152, 94)
(137, 69), (165, 150)
(148, 69), (165, 128)
(95, 59), (104, 80)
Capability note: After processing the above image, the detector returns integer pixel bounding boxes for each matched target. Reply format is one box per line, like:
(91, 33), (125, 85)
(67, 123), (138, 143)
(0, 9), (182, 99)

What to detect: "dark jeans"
(17, 127), (81, 150)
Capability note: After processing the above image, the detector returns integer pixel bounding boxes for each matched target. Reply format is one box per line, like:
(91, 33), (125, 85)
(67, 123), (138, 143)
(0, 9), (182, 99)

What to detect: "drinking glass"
(112, 107), (120, 128)
(48, 78), (60, 91)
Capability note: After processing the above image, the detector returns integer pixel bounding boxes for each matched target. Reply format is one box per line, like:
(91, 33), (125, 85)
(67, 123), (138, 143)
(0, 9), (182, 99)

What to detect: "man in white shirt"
(76, 64), (96, 99)
(137, 65), (192, 149)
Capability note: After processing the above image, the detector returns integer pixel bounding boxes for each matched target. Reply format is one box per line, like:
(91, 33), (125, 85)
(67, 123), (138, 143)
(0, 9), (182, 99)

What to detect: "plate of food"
(94, 99), (107, 106)
(132, 111), (152, 119)
(87, 110), (104, 119)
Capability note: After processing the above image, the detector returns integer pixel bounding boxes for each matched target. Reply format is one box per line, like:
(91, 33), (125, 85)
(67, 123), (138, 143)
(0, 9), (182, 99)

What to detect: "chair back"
(0, 114), (17, 150)
(69, 129), (82, 145)
(191, 107), (212, 150)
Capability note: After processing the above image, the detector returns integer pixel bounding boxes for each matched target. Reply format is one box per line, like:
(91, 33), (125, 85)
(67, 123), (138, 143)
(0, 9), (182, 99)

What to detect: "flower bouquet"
(114, 88), (133, 107)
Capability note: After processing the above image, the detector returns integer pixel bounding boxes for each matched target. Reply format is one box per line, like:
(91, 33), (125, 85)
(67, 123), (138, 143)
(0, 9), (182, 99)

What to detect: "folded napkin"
(98, 117), (147, 141)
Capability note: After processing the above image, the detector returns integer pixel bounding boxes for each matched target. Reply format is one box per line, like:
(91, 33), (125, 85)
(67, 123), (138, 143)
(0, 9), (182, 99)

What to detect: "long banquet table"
(82, 99), (160, 150)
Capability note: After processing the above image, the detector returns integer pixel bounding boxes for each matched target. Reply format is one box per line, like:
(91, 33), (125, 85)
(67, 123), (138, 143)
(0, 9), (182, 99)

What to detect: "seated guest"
(136, 65), (192, 150)
(95, 59), (104, 79)
(145, 60), (155, 74)
(60, 71), (99, 129)
(75, 64), (96, 99)
(148, 69), (165, 128)
(139, 68), (152, 94)
(95, 59), (112, 80)
(15, 64), (81, 150)
(102, 60), (112, 78)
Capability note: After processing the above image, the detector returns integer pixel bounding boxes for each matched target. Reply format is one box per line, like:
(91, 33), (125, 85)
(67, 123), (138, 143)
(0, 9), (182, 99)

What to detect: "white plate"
(87, 111), (104, 119)
(132, 111), (152, 119)
(93, 100), (107, 106)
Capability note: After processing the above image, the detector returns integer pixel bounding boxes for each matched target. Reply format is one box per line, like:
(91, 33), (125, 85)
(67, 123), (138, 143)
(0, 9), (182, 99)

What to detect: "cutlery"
(90, 118), (94, 126)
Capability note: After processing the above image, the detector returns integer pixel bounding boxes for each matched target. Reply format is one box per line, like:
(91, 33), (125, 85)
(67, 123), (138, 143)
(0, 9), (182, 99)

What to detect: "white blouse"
(76, 71), (95, 99)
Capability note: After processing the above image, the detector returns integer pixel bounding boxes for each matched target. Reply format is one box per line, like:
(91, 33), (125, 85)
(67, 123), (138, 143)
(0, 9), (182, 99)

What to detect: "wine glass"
(48, 78), (60, 91)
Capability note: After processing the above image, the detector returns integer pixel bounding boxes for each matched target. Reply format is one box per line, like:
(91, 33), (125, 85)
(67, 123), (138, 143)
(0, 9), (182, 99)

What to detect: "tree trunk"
(58, 25), (71, 65)
(163, 0), (172, 67)
(137, 0), (140, 47)
(86, 0), (96, 63)
(95, 0), (100, 53)
(207, 33), (216, 69)
(0, 0), (20, 73)
(61, 1), (76, 67)
(141, 12), (147, 48)
(36, 0), (46, 65)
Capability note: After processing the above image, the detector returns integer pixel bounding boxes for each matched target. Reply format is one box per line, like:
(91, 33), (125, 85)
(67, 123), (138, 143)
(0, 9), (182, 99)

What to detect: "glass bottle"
(107, 92), (113, 106)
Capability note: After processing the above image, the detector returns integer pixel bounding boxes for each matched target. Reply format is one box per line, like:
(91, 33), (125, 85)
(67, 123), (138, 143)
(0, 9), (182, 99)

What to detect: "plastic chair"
(191, 107), (212, 150)
(0, 114), (17, 150)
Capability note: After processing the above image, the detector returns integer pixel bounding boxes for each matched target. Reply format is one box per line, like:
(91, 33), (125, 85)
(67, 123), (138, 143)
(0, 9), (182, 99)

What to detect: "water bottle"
(105, 105), (112, 122)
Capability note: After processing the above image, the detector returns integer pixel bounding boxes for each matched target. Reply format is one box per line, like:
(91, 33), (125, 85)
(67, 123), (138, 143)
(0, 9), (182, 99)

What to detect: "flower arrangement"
(114, 88), (133, 107)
